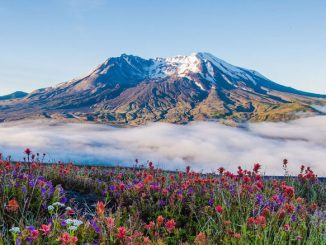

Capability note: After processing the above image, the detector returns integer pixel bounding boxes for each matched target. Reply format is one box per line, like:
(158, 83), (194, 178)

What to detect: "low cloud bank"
(0, 116), (325, 176)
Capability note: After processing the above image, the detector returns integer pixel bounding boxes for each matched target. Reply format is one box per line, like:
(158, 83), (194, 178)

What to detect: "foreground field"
(0, 150), (325, 244)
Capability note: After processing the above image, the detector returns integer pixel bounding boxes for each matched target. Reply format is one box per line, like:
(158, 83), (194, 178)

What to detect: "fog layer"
(0, 116), (325, 176)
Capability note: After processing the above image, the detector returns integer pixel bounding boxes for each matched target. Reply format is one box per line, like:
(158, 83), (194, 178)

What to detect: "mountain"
(0, 52), (325, 125)
(0, 91), (28, 101)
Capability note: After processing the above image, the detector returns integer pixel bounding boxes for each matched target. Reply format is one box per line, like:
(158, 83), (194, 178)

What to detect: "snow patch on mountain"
(206, 62), (215, 78)
(149, 54), (202, 79)
(194, 81), (205, 91)
(222, 75), (237, 88)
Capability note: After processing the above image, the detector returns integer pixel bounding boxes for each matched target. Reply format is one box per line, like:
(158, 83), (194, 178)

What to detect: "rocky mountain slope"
(0, 52), (325, 125)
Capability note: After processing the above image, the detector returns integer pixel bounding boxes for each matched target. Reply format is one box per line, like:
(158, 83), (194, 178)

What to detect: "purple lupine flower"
(12, 171), (18, 178)
(58, 186), (64, 195)
(229, 184), (237, 195)
(38, 176), (46, 182)
(29, 179), (36, 188)
(110, 185), (116, 192)
(90, 219), (101, 234)
(41, 188), (47, 198)
(47, 186), (55, 198)
(16, 238), (21, 245)
(208, 197), (214, 206)
(42, 202), (47, 208)
(150, 182), (160, 191)
(60, 197), (67, 204)
(159, 199), (167, 207)
(296, 205), (302, 212)
(256, 194), (264, 206)
(270, 201), (279, 212)
(27, 226), (35, 231)
(277, 195), (285, 204)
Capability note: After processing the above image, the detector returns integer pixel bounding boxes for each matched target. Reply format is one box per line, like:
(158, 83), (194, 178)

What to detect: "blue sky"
(0, 0), (325, 95)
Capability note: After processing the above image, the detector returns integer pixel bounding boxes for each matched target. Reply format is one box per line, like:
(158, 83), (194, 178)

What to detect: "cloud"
(0, 116), (326, 176)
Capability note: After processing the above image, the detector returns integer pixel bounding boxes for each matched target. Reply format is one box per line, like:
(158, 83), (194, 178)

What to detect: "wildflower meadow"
(0, 149), (325, 244)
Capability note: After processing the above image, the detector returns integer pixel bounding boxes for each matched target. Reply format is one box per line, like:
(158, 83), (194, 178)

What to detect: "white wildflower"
(73, 219), (83, 227)
(67, 225), (77, 231)
(9, 227), (20, 233)
(52, 202), (65, 207)
(65, 218), (74, 225)
(47, 205), (54, 211)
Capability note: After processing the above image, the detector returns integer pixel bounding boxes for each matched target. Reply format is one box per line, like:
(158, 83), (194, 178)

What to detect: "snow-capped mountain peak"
(134, 52), (265, 87)
(76, 52), (264, 86)
(2, 52), (325, 125)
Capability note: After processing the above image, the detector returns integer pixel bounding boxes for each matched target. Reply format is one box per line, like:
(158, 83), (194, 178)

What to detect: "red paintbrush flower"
(144, 174), (153, 184)
(6, 199), (19, 212)
(283, 159), (288, 167)
(283, 224), (291, 232)
(117, 226), (127, 240)
(105, 217), (115, 230)
(283, 185), (295, 197)
(25, 148), (31, 156)
(255, 181), (264, 189)
(96, 201), (105, 216)
(254, 216), (266, 227)
(247, 217), (255, 226)
(165, 219), (176, 233)
(234, 233), (241, 239)
(59, 232), (77, 245)
(218, 167), (225, 174)
(157, 215), (164, 226)
(278, 209), (286, 219)
(215, 205), (223, 214)
(119, 183), (125, 191)
(285, 203), (294, 213)
(243, 175), (251, 183)
(39, 224), (51, 236)
(30, 229), (39, 239)
(194, 232), (207, 243)
(253, 163), (261, 173)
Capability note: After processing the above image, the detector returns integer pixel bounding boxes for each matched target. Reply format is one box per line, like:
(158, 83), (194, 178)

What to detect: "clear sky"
(0, 0), (325, 95)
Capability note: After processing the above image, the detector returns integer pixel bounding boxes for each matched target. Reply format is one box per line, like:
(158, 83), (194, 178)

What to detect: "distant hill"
(0, 91), (27, 101)
(0, 53), (325, 124)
